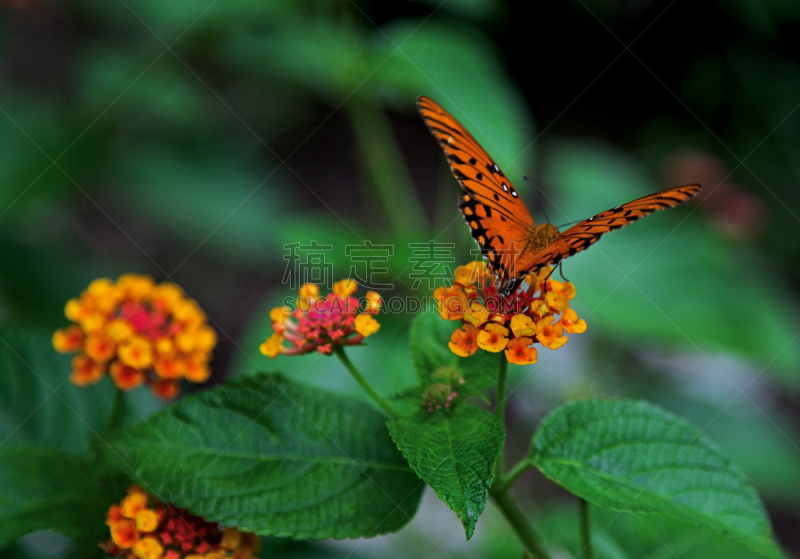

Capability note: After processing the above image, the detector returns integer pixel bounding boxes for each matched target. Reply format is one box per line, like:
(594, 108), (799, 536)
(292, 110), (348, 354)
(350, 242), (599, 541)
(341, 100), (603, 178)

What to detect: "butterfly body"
(417, 95), (701, 296)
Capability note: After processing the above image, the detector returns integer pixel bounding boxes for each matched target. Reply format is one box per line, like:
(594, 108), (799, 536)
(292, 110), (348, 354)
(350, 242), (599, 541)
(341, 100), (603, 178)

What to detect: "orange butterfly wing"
(418, 95), (701, 294)
(417, 96), (535, 286)
(514, 184), (701, 275)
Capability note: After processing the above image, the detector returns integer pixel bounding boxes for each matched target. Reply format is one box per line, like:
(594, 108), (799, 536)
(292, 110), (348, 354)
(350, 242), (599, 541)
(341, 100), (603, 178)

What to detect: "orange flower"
(52, 325), (83, 353)
(110, 362), (145, 390)
(505, 337), (537, 365)
(560, 307), (587, 334)
(448, 323), (479, 357)
(437, 262), (586, 364)
(476, 323), (509, 352)
(150, 379), (179, 400)
(53, 274), (216, 399)
(100, 485), (260, 559)
(70, 355), (104, 386)
(433, 285), (468, 321)
(110, 519), (138, 549)
(536, 316), (568, 350)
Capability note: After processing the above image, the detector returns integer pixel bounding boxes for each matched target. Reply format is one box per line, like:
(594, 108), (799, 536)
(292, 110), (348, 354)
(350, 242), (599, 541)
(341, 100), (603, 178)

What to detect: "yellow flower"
(454, 261), (489, 286)
(464, 301), (490, 327)
(333, 278), (357, 297)
(134, 509), (158, 532)
(118, 337), (153, 369)
(365, 291), (382, 313)
(131, 536), (163, 559)
(355, 314), (380, 337)
(269, 306), (291, 324)
(476, 323), (509, 352)
(297, 283), (320, 311)
(259, 333), (284, 359)
(505, 337), (537, 365)
(509, 314), (535, 337)
(544, 280), (575, 312)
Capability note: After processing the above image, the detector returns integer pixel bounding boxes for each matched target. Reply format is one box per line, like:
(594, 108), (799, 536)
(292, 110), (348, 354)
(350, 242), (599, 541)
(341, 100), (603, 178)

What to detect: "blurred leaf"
(0, 330), (162, 454)
(376, 21), (536, 183)
(529, 398), (783, 559)
(73, 0), (303, 33)
(0, 448), (107, 548)
(544, 140), (800, 380)
(77, 49), (206, 129)
(115, 145), (291, 267)
(0, 95), (89, 219)
(108, 373), (424, 539)
(220, 20), (373, 103)
(539, 504), (769, 559)
(388, 406), (503, 540)
(408, 0), (504, 20)
(658, 397), (800, 506)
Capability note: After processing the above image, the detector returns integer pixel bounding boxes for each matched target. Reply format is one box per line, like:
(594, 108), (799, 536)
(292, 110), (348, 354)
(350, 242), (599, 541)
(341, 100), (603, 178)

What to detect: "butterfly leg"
(558, 262), (571, 283)
(542, 266), (556, 296)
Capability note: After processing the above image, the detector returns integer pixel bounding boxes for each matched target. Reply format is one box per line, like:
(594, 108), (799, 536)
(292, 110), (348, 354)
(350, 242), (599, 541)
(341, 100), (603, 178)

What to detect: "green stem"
(495, 458), (533, 493)
(490, 489), (550, 559)
(580, 498), (593, 559)
(494, 357), (509, 479)
(347, 103), (425, 235)
(334, 346), (401, 420)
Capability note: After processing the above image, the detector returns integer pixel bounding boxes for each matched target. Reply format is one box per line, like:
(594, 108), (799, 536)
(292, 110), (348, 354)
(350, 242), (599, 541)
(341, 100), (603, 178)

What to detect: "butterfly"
(417, 95), (701, 297)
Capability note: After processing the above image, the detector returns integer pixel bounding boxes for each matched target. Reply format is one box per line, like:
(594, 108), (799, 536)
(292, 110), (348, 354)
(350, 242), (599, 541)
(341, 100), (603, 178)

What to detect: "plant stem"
(490, 489), (550, 559)
(495, 458), (533, 492)
(580, 498), (593, 559)
(494, 357), (509, 478)
(334, 346), (401, 420)
(347, 103), (425, 235)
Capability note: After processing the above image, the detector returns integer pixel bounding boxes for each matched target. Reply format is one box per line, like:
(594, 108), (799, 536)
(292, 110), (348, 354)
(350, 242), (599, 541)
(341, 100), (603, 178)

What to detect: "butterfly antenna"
(554, 219), (582, 230)
(523, 175), (553, 224)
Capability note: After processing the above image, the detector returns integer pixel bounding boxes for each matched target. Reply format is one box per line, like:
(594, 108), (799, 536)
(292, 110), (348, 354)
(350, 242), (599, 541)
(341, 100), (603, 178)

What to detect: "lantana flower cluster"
(52, 274), (216, 399)
(260, 279), (382, 358)
(100, 485), (260, 559)
(434, 262), (586, 365)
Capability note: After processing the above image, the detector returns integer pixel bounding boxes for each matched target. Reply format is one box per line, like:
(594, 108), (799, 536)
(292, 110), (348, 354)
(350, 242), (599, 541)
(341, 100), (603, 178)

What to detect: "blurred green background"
(1, 0), (799, 557)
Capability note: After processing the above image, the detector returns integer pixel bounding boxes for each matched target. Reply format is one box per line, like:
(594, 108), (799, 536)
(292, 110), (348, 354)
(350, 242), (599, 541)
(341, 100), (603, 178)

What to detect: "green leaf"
(0, 447), (109, 547)
(409, 303), (499, 391)
(537, 504), (769, 559)
(107, 373), (423, 540)
(388, 406), (504, 540)
(0, 330), (162, 454)
(529, 398), (784, 559)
